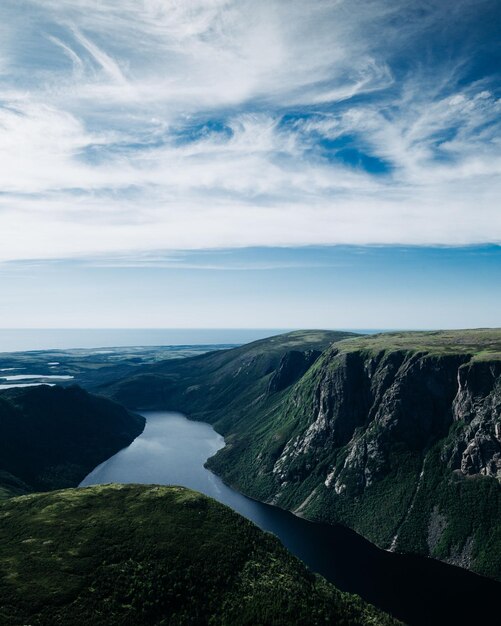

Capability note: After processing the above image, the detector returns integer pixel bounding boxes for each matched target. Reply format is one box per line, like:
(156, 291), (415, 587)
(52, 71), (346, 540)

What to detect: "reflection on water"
(81, 412), (500, 626)
(82, 413), (225, 493)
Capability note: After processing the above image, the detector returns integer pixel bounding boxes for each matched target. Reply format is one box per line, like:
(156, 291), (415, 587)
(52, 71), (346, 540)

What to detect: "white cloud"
(70, 28), (127, 85)
(0, 0), (499, 262)
(46, 35), (85, 76)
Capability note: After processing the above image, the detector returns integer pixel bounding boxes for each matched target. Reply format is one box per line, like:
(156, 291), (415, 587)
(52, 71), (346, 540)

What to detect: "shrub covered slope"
(0, 385), (144, 496)
(0, 484), (399, 626)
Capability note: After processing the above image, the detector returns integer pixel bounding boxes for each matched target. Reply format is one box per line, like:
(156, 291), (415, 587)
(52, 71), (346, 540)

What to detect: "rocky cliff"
(207, 332), (501, 581)
(105, 329), (501, 580)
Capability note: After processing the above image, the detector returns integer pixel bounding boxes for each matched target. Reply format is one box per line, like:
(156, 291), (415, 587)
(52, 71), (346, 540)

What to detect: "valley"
(1, 328), (501, 625)
(101, 329), (501, 581)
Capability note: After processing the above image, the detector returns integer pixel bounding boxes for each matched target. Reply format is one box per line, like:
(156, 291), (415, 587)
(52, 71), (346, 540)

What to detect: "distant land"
(0, 328), (389, 352)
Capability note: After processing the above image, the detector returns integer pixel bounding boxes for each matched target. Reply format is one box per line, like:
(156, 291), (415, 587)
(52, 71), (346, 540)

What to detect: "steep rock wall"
(207, 349), (501, 580)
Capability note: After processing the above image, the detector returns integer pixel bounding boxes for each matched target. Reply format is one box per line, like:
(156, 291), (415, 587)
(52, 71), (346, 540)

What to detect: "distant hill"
(0, 484), (399, 626)
(0, 385), (144, 496)
(102, 328), (501, 580)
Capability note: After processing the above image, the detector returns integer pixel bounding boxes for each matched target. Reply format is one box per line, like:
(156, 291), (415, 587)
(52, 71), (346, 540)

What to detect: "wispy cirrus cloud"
(0, 0), (499, 262)
(69, 28), (127, 85)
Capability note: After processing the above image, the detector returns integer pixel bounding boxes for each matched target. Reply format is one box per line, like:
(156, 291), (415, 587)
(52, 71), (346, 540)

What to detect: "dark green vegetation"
(0, 484), (399, 626)
(0, 385), (144, 497)
(103, 329), (501, 581)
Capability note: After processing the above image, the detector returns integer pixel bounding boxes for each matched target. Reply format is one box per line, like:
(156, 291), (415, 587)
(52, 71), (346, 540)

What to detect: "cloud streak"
(0, 0), (499, 262)
(69, 28), (127, 85)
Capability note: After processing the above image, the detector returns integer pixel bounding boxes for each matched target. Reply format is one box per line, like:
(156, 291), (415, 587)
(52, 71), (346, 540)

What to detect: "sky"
(0, 0), (500, 329)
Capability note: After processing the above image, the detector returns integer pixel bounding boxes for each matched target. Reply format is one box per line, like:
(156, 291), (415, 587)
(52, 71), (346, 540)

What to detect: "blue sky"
(0, 1), (499, 328)
(2, 246), (500, 329)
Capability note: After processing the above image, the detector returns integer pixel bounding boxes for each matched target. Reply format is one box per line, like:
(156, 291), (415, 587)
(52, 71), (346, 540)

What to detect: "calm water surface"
(81, 412), (500, 626)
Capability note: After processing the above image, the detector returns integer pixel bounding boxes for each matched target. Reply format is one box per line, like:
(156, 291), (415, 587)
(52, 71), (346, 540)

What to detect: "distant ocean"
(0, 328), (384, 353)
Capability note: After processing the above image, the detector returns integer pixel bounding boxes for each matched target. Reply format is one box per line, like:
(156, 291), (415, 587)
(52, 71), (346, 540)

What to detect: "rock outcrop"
(448, 361), (501, 479)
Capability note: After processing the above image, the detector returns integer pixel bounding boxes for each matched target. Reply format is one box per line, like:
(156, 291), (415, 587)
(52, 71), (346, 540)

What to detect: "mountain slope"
(0, 385), (144, 496)
(105, 329), (501, 580)
(0, 484), (399, 626)
(100, 330), (356, 432)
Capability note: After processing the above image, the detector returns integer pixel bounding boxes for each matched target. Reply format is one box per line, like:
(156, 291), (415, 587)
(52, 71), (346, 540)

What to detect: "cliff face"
(206, 342), (501, 581)
(100, 330), (353, 428)
(448, 361), (501, 478)
(267, 350), (322, 394)
(104, 329), (501, 580)
(272, 350), (468, 492)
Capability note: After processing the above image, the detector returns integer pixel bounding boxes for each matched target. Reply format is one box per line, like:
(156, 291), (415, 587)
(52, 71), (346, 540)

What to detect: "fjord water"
(81, 412), (499, 626)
